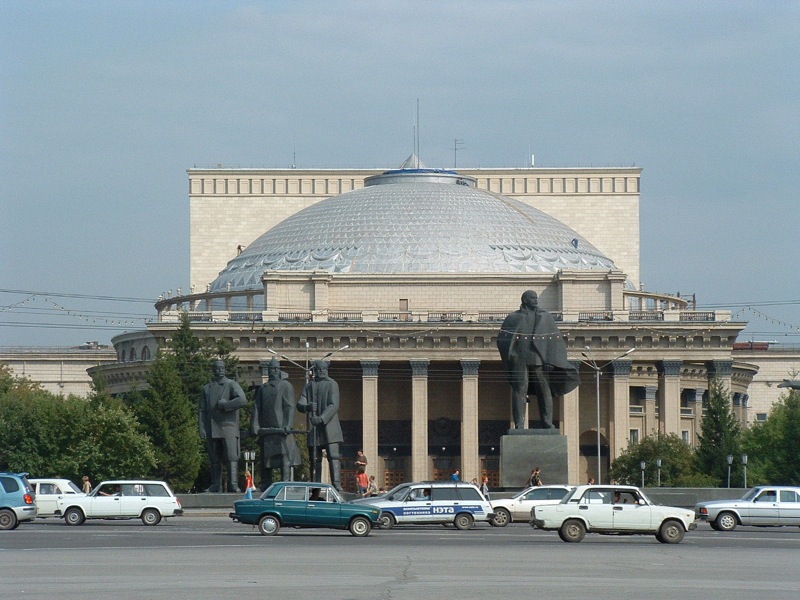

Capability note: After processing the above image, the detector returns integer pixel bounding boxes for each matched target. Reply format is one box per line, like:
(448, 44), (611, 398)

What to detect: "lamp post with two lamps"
(581, 347), (636, 485)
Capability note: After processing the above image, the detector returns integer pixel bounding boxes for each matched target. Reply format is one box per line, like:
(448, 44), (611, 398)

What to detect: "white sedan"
(490, 485), (573, 526)
(56, 480), (183, 526)
(29, 478), (85, 517)
(531, 484), (696, 543)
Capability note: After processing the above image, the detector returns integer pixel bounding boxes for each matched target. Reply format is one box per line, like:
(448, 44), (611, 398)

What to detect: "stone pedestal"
(500, 431), (568, 488)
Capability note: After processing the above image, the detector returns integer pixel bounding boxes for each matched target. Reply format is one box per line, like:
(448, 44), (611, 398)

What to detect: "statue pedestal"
(500, 431), (568, 488)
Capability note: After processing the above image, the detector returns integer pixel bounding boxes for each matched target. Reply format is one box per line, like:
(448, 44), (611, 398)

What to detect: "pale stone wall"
(733, 348), (800, 419)
(1, 348), (117, 397)
(188, 167), (642, 294)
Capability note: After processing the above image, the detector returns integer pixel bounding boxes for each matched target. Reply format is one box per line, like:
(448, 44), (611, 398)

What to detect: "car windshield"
(383, 483), (412, 501)
(741, 488), (760, 501)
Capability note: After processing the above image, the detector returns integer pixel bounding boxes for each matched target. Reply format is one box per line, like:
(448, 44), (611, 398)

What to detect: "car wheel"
(491, 507), (511, 527)
(64, 507), (85, 526)
(709, 521), (721, 531)
(0, 508), (18, 530)
(657, 519), (685, 544)
(558, 519), (586, 543)
(349, 516), (371, 537)
(258, 514), (281, 536)
(454, 513), (474, 530)
(141, 508), (162, 526)
(378, 512), (396, 529)
(716, 512), (738, 532)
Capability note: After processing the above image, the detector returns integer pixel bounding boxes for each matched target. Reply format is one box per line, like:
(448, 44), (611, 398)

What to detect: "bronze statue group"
(199, 357), (343, 493)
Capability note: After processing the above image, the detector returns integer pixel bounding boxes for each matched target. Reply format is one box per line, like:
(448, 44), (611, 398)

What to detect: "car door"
(514, 488), (546, 520)
(306, 487), (344, 527)
(398, 486), (434, 523)
(274, 485), (309, 526)
(778, 489), (800, 526)
(611, 491), (652, 531)
(35, 482), (60, 517)
(576, 488), (615, 529)
(748, 489), (780, 525)
(117, 484), (148, 517)
(87, 485), (123, 517)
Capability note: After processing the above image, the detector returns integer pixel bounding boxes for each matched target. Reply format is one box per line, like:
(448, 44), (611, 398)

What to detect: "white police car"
(362, 481), (494, 530)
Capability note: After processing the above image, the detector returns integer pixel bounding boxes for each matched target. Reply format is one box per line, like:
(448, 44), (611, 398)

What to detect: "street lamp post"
(656, 458), (662, 487)
(581, 348), (636, 485)
(726, 455), (734, 488)
(742, 454), (748, 488)
(640, 461), (646, 488)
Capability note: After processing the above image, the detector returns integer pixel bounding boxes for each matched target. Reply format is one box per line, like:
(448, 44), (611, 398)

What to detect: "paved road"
(2, 517), (799, 599)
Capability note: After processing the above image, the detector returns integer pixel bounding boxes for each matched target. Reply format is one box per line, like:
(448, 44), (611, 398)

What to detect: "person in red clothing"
(356, 471), (369, 497)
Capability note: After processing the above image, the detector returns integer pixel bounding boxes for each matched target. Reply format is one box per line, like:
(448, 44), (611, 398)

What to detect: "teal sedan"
(230, 481), (381, 537)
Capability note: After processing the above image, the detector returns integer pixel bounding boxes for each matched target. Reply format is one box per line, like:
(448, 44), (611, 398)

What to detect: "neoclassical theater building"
(94, 158), (756, 488)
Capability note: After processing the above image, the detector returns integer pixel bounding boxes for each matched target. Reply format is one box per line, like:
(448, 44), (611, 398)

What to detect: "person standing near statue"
(297, 360), (344, 491)
(251, 358), (302, 489)
(497, 290), (580, 430)
(199, 359), (248, 492)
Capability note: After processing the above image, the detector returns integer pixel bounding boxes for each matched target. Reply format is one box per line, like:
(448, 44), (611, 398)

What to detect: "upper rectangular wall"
(187, 167), (641, 294)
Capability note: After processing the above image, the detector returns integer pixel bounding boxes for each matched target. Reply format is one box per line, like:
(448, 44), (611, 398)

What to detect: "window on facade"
(756, 413), (768, 422)
(629, 429), (639, 445)
(682, 430), (690, 444)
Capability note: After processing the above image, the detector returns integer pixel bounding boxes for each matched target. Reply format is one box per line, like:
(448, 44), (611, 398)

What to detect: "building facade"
(92, 161), (761, 490)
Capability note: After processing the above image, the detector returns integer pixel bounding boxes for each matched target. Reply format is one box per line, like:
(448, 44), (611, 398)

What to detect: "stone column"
(410, 359), (430, 482)
(688, 388), (704, 445)
(361, 360), (380, 482)
(644, 385), (658, 435)
(609, 360), (632, 461)
(460, 359), (480, 482)
(707, 359), (733, 392)
(562, 361), (582, 484)
(658, 360), (682, 436)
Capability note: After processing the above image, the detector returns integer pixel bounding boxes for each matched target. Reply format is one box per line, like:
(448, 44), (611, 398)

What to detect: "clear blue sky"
(1, 1), (798, 348)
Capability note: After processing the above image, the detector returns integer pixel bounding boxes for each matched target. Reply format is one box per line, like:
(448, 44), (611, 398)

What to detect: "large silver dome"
(210, 168), (618, 292)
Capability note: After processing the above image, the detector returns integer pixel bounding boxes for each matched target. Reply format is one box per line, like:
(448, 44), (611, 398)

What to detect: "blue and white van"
(364, 481), (494, 530)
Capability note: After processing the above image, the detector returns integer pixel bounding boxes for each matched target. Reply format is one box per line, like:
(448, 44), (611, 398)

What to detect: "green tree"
(695, 378), (742, 486)
(128, 353), (202, 492)
(742, 388), (800, 485)
(609, 433), (710, 487)
(0, 371), (156, 482)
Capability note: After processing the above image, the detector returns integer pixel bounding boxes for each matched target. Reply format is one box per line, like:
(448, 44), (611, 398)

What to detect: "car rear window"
(145, 484), (170, 497)
(457, 487), (483, 501)
(0, 476), (20, 493)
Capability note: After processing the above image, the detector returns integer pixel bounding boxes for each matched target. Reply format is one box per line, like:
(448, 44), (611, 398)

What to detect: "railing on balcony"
(629, 310), (664, 321)
(230, 311), (263, 322)
(187, 311), (212, 322)
(428, 312), (464, 323)
(477, 312), (509, 322)
(278, 311), (313, 322)
(578, 311), (613, 322)
(378, 312), (411, 322)
(328, 311), (364, 322)
(680, 311), (716, 322)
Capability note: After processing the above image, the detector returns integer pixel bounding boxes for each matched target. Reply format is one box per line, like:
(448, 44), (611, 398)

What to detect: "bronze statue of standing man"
(251, 358), (302, 489)
(297, 360), (344, 490)
(497, 290), (579, 430)
(199, 359), (248, 492)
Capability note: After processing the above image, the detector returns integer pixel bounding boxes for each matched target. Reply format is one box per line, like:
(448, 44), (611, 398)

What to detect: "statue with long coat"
(497, 290), (580, 429)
